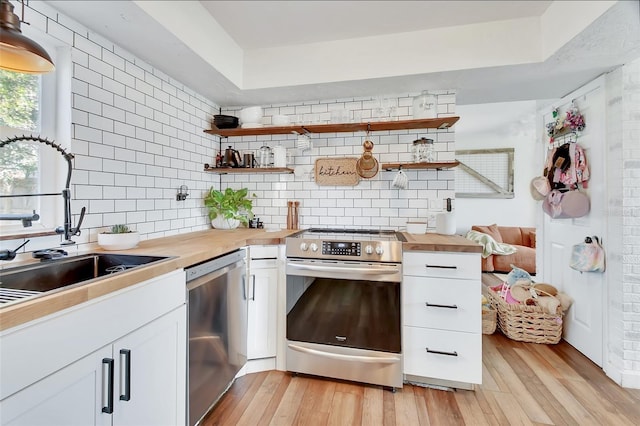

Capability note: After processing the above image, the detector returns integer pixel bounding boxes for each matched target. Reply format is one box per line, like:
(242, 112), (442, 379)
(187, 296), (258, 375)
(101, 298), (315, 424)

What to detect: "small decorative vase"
(97, 232), (140, 250)
(211, 217), (240, 230)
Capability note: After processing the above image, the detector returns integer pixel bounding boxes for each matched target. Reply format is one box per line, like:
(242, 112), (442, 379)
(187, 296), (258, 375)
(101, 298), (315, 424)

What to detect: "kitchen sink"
(0, 253), (172, 305)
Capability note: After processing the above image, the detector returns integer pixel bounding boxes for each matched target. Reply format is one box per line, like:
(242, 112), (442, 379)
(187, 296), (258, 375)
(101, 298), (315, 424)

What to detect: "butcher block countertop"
(0, 228), (296, 331)
(1, 228), (480, 331)
(400, 232), (483, 253)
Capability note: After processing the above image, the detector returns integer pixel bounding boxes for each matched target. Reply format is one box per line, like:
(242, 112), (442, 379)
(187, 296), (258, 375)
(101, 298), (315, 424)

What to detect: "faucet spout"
(0, 211), (40, 227)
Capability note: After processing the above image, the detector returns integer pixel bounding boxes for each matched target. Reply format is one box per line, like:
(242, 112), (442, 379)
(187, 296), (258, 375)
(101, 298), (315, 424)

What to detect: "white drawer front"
(403, 276), (480, 333)
(403, 326), (482, 385)
(249, 245), (279, 259)
(403, 251), (479, 280)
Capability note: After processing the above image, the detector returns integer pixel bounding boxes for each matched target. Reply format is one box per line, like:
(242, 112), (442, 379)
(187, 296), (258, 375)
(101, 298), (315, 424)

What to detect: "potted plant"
(204, 187), (255, 229)
(97, 224), (140, 250)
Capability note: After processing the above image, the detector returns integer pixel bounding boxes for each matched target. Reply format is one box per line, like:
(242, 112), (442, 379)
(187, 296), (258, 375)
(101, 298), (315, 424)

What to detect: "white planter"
(97, 232), (140, 250)
(211, 217), (240, 230)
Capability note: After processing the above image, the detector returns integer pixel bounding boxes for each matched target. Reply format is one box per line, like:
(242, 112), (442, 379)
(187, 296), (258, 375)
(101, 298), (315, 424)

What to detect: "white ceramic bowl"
(239, 106), (263, 126)
(97, 232), (140, 250)
(406, 221), (427, 234)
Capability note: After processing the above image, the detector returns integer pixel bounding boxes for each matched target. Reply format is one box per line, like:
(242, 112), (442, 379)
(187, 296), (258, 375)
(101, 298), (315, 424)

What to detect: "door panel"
(540, 78), (606, 366)
(0, 346), (111, 426)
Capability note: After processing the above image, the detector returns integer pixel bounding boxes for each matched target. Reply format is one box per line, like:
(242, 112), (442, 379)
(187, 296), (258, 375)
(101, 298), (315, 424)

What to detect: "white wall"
(454, 101), (539, 233)
(605, 58), (640, 388)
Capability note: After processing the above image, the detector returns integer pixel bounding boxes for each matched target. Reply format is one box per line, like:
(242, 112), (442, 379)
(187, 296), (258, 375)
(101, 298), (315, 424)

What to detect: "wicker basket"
(482, 307), (497, 334)
(483, 284), (563, 344)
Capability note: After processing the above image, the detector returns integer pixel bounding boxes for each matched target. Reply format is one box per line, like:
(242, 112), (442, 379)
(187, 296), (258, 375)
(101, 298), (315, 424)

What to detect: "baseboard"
(621, 371), (640, 389)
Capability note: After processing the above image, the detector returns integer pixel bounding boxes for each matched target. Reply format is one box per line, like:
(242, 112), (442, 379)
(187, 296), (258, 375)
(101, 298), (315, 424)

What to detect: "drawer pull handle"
(426, 348), (458, 357)
(119, 349), (131, 401)
(425, 264), (457, 270)
(335, 336), (347, 342)
(425, 302), (458, 309)
(102, 358), (114, 414)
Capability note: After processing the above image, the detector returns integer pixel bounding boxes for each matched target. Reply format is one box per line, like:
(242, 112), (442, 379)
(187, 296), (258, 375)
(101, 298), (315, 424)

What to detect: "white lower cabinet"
(1, 345), (112, 426)
(402, 250), (482, 387)
(247, 245), (279, 361)
(0, 270), (187, 426)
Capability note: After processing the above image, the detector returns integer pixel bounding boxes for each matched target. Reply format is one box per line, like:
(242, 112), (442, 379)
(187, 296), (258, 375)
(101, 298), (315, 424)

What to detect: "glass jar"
(412, 90), (437, 119)
(412, 138), (435, 163)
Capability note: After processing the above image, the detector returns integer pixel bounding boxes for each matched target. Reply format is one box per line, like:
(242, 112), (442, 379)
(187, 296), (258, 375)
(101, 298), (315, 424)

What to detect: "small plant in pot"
(97, 224), (140, 250)
(204, 187), (254, 229)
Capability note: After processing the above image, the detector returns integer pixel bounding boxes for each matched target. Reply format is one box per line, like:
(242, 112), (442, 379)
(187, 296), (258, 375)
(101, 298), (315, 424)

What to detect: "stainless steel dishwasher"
(185, 249), (247, 426)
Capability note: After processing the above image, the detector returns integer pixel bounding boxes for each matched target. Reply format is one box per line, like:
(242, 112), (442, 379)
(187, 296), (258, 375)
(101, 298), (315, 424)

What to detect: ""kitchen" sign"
(315, 157), (359, 186)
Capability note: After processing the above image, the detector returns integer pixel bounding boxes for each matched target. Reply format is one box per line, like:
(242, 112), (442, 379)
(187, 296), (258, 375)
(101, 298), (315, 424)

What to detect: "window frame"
(0, 30), (71, 239)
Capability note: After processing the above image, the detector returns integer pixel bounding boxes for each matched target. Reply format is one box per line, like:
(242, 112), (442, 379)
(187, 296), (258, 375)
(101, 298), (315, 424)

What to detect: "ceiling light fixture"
(0, 0), (54, 74)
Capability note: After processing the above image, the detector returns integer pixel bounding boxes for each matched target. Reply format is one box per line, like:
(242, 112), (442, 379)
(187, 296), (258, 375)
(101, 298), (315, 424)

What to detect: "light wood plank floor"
(201, 332), (640, 426)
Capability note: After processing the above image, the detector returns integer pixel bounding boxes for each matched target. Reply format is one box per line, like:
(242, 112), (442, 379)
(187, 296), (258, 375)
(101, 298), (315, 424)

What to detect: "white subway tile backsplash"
(114, 95), (135, 114)
(74, 63), (102, 87)
(88, 85), (114, 106)
(88, 56), (113, 78)
(100, 107), (123, 125)
(89, 199), (115, 213)
(114, 68), (135, 88)
(73, 95), (102, 114)
(125, 86), (145, 104)
(88, 114), (114, 133)
(47, 18), (74, 45)
(102, 49), (125, 70)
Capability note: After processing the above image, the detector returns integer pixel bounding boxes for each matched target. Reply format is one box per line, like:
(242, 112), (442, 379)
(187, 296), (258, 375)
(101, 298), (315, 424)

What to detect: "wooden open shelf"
(204, 117), (460, 137)
(204, 167), (294, 175)
(381, 161), (460, 171)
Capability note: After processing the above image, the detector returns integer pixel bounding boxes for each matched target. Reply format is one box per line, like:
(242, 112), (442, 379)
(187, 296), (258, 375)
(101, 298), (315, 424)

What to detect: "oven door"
(285, 258), (403, 388)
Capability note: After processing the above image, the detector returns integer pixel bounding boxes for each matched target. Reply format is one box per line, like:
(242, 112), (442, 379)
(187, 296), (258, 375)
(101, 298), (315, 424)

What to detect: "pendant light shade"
(0, 0), (54, 74)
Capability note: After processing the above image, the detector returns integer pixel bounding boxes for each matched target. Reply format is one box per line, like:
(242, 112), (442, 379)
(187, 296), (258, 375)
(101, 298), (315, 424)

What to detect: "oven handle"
(288, 343), (400, 364)
(287, 262), (401, 276)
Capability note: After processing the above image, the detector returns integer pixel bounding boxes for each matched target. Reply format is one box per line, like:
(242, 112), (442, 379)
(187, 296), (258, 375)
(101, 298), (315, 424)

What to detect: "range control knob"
(310, 243), (319, 252)
(375, 246), (384, 255)
(299, 242), (308, 251)
(365, 245), (374, 255)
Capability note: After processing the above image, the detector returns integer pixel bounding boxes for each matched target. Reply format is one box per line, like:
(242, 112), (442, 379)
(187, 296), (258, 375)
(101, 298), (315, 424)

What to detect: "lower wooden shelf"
(204, 167), (294, 174)
(382, 161), (460, 171)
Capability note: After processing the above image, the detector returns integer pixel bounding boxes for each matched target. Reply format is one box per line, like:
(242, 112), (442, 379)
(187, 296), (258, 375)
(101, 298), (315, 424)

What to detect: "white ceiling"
(46, 1), (640, 107)
(201, 1), (553, 49)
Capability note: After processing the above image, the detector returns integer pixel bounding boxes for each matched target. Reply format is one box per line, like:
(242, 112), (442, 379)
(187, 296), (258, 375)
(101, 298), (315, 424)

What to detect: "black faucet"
(0, 135), (86, 246)
(0, 240), (29, 261)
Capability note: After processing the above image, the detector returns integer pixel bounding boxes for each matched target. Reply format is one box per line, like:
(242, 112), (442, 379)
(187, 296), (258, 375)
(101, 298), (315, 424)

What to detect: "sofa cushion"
(471, 224), (503, 243)
(492, 245), (536, 274)
(528, 231), (536, 248)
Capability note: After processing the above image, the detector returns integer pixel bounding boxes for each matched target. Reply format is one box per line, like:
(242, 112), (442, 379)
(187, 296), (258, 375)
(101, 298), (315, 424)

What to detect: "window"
(0, 34), (66, 237)
(0, 71), (41, 226)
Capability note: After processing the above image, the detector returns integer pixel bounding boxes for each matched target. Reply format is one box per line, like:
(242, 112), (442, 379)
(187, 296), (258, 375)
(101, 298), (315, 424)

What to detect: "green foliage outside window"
(0, 69), (40, 212)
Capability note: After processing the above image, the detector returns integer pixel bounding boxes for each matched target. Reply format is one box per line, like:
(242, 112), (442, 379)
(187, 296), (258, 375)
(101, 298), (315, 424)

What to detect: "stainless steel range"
(285, 228), (403, 390)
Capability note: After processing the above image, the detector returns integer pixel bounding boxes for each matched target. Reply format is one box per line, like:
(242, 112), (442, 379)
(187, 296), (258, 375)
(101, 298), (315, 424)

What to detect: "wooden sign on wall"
(314, 157), (360, 186)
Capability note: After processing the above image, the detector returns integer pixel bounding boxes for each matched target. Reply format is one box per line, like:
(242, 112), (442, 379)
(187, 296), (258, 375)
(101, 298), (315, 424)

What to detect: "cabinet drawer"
(403, 251), (479, 280)
(403, 326), (481, 385)
(249, 245), (279, 260)
(403, 276), (480, 333)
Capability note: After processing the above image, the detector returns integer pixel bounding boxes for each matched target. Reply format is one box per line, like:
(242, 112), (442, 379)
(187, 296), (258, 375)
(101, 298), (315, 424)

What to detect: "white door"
(247, 260), (279, 359)
(540, 77), (607, 366)
(0, 346), (112, 426)
(113, 306), (187, 426)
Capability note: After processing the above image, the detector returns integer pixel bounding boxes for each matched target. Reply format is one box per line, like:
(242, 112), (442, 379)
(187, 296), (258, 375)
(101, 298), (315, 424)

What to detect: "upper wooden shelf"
(204, 167), (294, 175)
(381, 161), (460, 171)
(203, 117), (460, 137)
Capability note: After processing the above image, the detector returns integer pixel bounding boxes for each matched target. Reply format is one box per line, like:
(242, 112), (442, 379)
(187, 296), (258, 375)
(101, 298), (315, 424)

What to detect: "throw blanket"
(465, 230), (518, 259)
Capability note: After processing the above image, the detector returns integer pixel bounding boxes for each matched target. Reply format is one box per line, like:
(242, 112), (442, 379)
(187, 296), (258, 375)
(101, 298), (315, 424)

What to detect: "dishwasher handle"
(186, 259), (245, 291)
